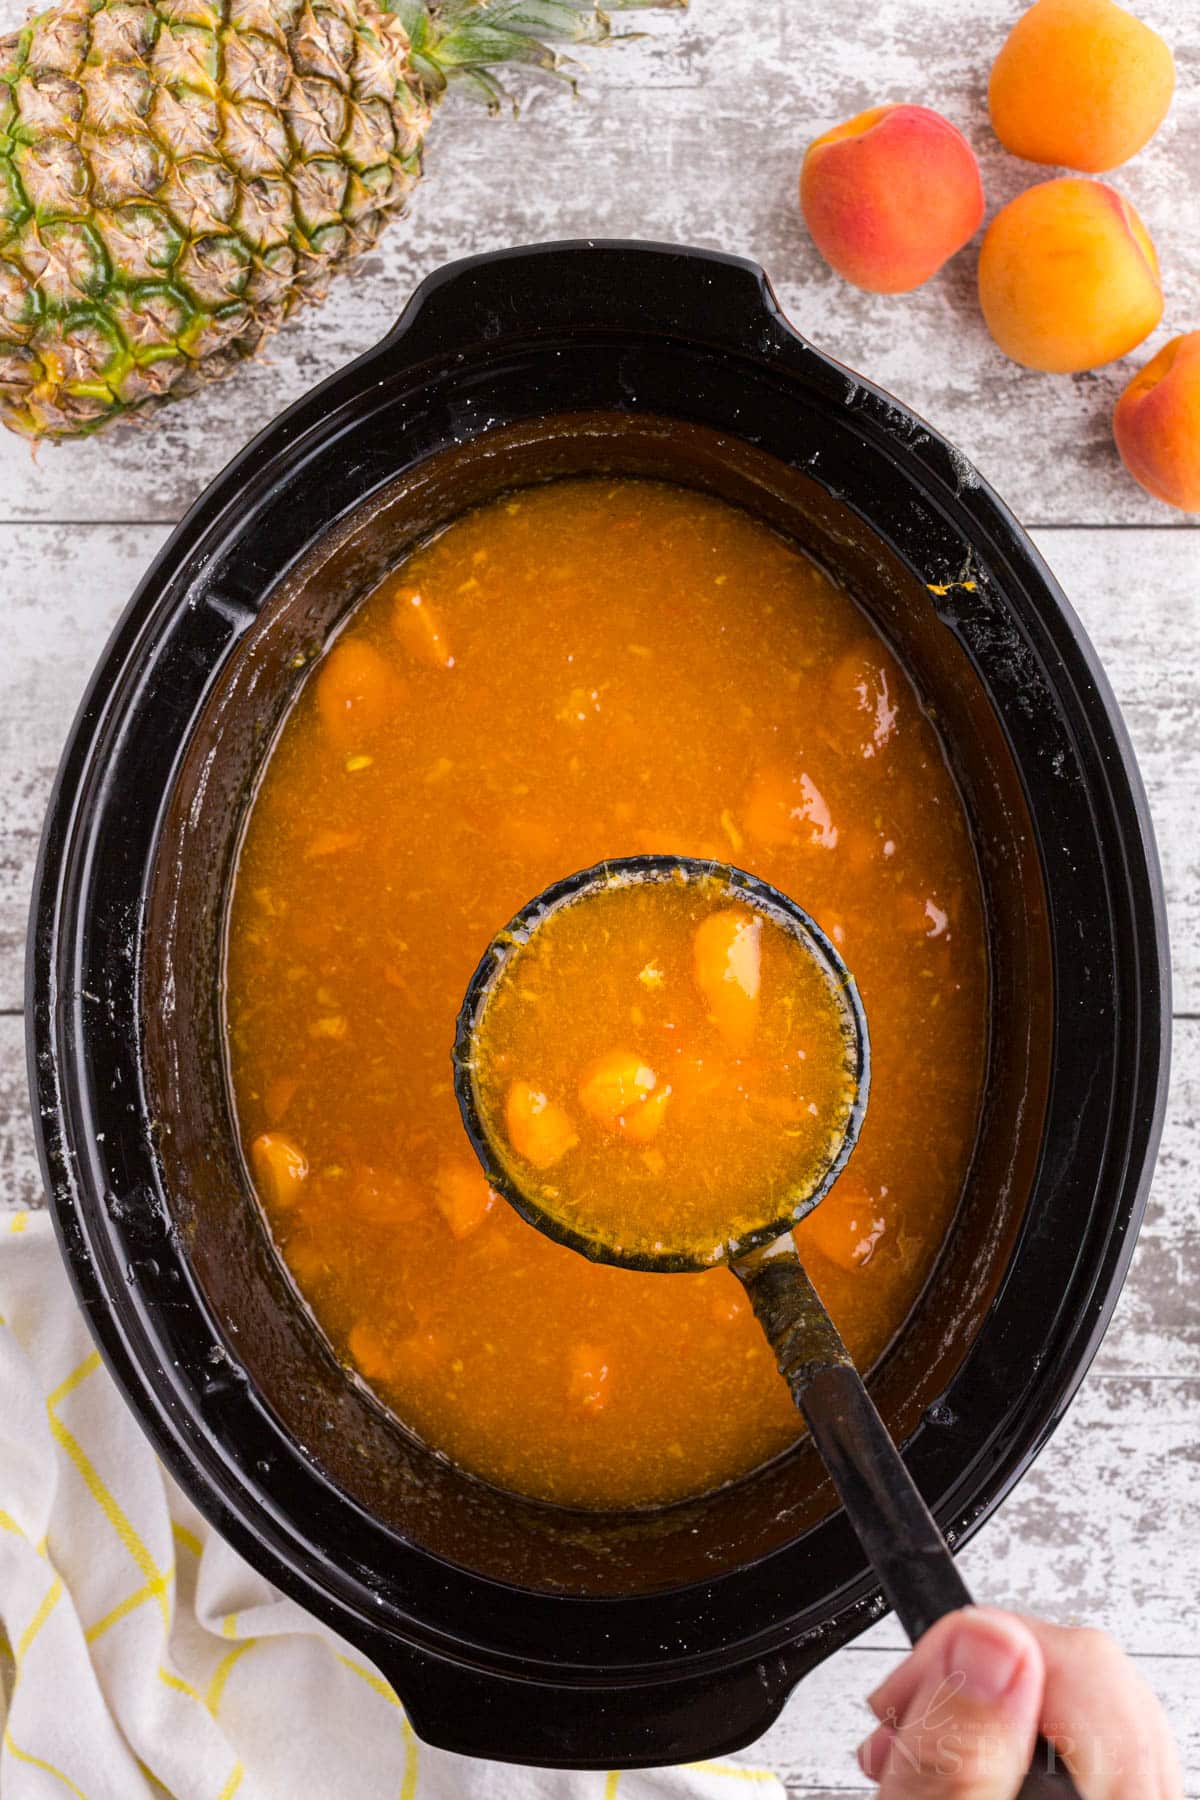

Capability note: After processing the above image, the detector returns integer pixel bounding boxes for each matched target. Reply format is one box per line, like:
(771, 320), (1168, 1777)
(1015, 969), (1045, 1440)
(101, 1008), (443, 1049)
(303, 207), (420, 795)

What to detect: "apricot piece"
(800, 104), (984, 294)
(568, 1343), (611, 1413)
(433, 1158), (498, 1240)
(693, 909), (761, 1055)
(263, 1075), (298, 1125)
(795, 1182), (886, 1272)
(392, 1329), (449, 1378)
(315, 638), (395, 746)
(1113, 332), (1200, 512)
(743, 765), (839, 851)
(344, 1166), (423, 1227)
(347, 1321), (392, 1383)
(505, 1080), (578, 1170)
(827, 643), (899, 760)
(283, 1231), (327, 1287)
(622, 1081), (672, 1144)
(249, 1131), (308, 1209)
(305, 829), (359, 859)
(978, 179), (1161, 372)
(578, 1050), (663, 1137)
(989, 0), (1174, 173)
(392, 589), (454, 669)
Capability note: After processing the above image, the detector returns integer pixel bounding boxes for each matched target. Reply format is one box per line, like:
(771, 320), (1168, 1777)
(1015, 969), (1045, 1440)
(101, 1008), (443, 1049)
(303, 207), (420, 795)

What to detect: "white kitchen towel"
(0, 1210), (784, 1800)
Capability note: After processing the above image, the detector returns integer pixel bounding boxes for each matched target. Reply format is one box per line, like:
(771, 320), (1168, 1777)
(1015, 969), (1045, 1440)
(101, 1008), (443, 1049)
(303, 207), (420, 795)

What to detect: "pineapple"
(0, 0), (678, 438)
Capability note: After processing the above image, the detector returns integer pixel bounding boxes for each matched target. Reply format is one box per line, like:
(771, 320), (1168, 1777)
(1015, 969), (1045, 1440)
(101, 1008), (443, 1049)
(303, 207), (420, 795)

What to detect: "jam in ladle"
(454, 855), (1077, 1799)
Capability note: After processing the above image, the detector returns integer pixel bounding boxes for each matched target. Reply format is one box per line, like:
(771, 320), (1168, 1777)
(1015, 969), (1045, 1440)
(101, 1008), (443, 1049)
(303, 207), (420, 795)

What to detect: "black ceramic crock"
(29, 242), (1169, 1769)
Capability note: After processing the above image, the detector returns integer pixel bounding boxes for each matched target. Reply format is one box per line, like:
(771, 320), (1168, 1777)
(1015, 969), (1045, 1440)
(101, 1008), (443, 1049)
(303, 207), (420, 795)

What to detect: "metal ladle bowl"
(454, 855), (1077, 1800)
(453, 855), (870, 1272)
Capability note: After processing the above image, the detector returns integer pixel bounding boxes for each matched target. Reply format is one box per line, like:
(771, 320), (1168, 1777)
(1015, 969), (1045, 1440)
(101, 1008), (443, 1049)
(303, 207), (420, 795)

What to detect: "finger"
(1015, 1618), (1183, 1800)
(857, 1608), (1043, 1800)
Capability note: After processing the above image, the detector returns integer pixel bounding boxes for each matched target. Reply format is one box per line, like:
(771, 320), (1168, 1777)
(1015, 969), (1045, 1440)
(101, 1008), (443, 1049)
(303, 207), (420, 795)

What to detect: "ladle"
(454, 856), (1078, 1798)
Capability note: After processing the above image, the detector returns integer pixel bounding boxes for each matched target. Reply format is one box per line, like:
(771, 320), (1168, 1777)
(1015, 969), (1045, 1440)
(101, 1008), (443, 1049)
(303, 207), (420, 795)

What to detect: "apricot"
(744, 765), (839, 851)
(800, 104), (984, 294)
(392, 588), (454, 670)
(1113, 332), (1200, 512)
(433, 1158), (498, 1239)
(347, 1321), (393, 1383)
(977, 178), (1161, 371)
(249, 1131), (307, 1209)
(578, 1050), (670, 1141)
(315, 638), (395, 747)
(827, 642), (900, 760)
(344, 1166), (423, 1227)
(989, 0), (1175, 173)
(795, 1182), (886, 1272)
(505, 1080), (578, 1170)
(693, 909), (761, 1054)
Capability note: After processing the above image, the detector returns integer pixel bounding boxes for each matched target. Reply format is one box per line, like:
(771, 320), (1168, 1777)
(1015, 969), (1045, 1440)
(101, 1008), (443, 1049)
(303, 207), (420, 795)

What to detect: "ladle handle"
(735, 1246), (1081, 1798)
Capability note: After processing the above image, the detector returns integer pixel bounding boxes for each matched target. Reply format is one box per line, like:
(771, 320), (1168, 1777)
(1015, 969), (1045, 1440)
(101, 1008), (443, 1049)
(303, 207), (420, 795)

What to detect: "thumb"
(858, 1608), (1045, 1800)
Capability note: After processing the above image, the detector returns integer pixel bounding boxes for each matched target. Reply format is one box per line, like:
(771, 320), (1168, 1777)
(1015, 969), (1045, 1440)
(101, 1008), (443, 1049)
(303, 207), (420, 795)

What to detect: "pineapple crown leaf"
(392, 0), (685, 112)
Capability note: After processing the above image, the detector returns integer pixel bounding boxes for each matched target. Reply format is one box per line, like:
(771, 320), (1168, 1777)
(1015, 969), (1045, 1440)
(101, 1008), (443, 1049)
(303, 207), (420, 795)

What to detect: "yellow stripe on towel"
(687, 1764), (778, 1784)
(47, 1352), (171, 1631)
(3, 1727), (93, 1799)
(17, 1574), (62, 1659)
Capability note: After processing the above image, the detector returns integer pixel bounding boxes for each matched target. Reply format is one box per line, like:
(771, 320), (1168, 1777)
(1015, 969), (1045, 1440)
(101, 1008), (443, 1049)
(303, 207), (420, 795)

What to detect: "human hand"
(856, 1607), (1183, 1799)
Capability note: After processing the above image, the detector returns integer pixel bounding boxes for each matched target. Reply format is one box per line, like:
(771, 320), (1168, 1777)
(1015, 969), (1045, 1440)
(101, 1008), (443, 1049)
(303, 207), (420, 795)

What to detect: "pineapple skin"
(0, 0), (433, 437)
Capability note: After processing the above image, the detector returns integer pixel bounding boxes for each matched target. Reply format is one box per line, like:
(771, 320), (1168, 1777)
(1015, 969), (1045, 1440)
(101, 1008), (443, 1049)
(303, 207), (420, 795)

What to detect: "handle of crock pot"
(380, 240), (803, 368)
(736, 1246), (1082, 1798)
(350, 1635), (814, 1771)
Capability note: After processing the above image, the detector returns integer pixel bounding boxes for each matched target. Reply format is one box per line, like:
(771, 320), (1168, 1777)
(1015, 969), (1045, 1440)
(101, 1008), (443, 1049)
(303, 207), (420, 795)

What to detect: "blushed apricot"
(795, 1182), (887, 1272)
(694, 909), (761, 1054)
(505, 1079), (578, 1170)
(989, 0), (1174, 173)
(978, 178), (1162, 371)
(1113, 332), (1200, 512)
(392, 588), (455, 669)
(249, 1131), (308, 1209)
(801, 104), (984, 294)
(433, 1158), (498, 1239)
(315, 637), (395, 746)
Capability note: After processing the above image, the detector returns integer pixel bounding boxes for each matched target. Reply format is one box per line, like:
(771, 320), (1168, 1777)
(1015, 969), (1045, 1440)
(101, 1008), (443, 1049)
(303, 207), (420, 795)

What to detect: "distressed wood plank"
(1, 525), (1194, 1012)
(0, 0), (1196, 525)
(0, 1013), (37, 1211)
(0, 524), (172, 1013)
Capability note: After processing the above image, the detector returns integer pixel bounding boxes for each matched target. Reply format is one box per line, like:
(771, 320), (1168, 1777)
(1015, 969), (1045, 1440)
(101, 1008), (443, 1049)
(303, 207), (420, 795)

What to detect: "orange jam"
(465, 864), (862, 1267)
(226, 476), (987, 1509)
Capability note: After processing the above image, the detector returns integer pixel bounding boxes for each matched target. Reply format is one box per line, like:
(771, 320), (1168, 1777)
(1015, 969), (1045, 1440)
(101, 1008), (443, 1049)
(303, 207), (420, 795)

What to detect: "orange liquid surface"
(226, 478), (988, 1509)
(469, 868), (860, 1267)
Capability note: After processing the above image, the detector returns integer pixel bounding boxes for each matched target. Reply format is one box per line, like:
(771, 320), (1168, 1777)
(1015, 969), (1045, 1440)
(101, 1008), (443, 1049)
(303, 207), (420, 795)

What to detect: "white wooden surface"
(1, 0), (1198, 1791)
